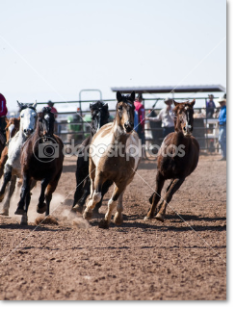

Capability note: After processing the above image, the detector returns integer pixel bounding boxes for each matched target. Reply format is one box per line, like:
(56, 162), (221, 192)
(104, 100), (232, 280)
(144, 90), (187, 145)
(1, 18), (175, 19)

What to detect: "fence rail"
(22, 97), (222, 154)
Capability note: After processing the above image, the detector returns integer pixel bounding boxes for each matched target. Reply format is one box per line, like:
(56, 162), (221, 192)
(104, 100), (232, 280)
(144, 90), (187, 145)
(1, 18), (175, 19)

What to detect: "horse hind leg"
(113, 191), (124, 226)
(0, 175), (16, 216)
(156, 177), (185, 222)
(94, 179), (113, 213)
(144, 172), (165, 220)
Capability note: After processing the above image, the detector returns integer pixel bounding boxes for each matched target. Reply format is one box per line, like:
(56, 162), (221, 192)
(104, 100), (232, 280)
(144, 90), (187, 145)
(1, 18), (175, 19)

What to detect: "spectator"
(217, 97), (226, 161)
(47, 100), (59, 134)
(134, 93), (145, 145)
(0, 93), (8, 142)
(146, 98), (175, 138)
(206, 94), (216, 118)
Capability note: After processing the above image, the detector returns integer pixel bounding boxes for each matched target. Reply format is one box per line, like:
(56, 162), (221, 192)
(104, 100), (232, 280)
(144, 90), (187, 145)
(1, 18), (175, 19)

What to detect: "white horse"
(0, 101), (37, 216)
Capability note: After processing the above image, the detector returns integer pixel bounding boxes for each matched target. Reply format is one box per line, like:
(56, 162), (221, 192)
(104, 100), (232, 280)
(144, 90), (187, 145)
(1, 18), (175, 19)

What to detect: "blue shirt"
(218, 105), (226, 125)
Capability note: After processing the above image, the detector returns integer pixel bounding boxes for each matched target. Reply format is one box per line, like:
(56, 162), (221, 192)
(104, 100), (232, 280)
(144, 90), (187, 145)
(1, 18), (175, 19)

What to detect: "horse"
(72, 100), (113, 213)
(15, 107), (64, 225)
(0, 117), (20, 179)
(83, 91), (141, 229)
(144, 99), (199, 222)
(0, 102), (37, 216)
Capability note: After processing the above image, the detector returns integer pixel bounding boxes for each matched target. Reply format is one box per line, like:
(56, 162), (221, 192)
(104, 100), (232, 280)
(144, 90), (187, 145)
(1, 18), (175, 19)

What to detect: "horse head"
(5, 117), (20, 142)
(173, 99), (195, 136)
(90, 101), (109, 132)
(116, 91), (135, 134)
(39, 107), (55, 137)
(17, 101), (37, 137)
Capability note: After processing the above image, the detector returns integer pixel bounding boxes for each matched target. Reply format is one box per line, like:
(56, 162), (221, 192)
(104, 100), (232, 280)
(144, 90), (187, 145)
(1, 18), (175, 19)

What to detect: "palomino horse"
(0, 102), (37, 216)
(15, 107), (64, 225)
(83, 91), (141, 229)
(72, 101), (113, 213)
(144, 99), (199, 222)
(0, 117), (20, 179)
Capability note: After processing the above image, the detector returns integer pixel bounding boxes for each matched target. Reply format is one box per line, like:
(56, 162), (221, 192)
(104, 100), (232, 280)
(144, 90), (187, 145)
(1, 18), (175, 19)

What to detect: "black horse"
(72, 101), (113, 213)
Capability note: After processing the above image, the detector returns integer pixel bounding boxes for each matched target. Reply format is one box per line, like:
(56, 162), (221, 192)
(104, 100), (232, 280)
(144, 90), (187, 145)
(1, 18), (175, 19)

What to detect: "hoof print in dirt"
(35, 215), (58, 225)
(99, 219), (110, 229)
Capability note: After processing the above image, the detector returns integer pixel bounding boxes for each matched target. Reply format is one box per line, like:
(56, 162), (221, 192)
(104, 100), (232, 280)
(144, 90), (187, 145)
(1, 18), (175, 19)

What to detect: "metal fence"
(34, 96), (222, 154)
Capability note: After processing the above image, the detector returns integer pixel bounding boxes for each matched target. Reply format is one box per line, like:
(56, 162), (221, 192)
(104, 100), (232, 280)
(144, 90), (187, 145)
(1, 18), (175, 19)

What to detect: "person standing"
(47, 100), (59, 134)
(217, 97), (226, 161)
(146, 98), (175, 139)
(206, 94), (216, 118)
(134, 93), (145, 145)
(0, 93), (8, 142)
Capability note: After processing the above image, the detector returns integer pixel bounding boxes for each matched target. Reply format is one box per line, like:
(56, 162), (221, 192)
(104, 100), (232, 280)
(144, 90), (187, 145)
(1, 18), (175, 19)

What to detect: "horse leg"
(0, 148), (8, 179)
(156, 178), (185, 222)
(99, 184), (125, 229)
(113, 191), (124, 226)
(72, 165), (88, 210)
(37, 176), (52, 214)
(94, 179), (113, 213)
(0, 166), (12, 202)
(44, 168), (62, 217)
(144, 172), (165, 220)
(0, 175), (16, 216)
(78, 178), (90, 207)
(20, 190), (31, 225)
(83, 170), (104, 220)
(15, 174), (30, 215)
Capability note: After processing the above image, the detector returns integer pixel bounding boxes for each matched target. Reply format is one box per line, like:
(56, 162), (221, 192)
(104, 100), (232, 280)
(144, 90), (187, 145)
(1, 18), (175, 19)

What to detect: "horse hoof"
(15, 208), (25, 215)
(113, 212), (123, 226)
(20, 215), (28, 225)
(0, 210), (9, 216)
(156, 213), (165, 222)
(72, 205), (83, 214)
(83, 210), (93, 221)
(99, 219), (110, 229)
(143, 215), (152, 221)
(37, 203), (46, 214)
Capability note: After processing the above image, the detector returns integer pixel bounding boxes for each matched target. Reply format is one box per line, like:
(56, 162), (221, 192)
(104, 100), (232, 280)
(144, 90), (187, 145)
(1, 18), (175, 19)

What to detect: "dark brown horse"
(72, 101), (112, 213)
(15, 107), (64, 225)
(0, 117), (20, 179)
(144, 99), (199, 222)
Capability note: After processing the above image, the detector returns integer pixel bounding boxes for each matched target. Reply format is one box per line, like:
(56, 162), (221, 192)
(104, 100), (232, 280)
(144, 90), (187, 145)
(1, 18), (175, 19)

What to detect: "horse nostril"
(183, 127), (186, 131)
(24, 129), (27, 133)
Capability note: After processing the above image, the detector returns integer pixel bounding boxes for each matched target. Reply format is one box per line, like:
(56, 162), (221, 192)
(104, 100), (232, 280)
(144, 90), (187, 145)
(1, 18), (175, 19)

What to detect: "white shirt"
(148, 106), (175, 128)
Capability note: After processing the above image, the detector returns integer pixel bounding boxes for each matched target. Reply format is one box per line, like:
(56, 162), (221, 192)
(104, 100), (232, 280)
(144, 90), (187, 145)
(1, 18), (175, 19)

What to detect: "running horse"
(0, 117), (20, 179)
(0, 102), (37, 216)
(83, 91), (141, 229)
(144, 99), (199, 222)
(15, 107), (64, 225)
(72, 101), (112, 213)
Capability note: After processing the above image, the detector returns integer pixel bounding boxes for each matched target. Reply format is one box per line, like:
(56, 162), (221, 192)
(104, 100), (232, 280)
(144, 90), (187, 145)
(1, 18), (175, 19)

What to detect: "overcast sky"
(0, 0), (226, 111)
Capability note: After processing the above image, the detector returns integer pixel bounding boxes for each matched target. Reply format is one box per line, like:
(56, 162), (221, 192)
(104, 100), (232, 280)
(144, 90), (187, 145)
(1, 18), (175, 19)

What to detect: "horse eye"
(118, 106), (123, 110)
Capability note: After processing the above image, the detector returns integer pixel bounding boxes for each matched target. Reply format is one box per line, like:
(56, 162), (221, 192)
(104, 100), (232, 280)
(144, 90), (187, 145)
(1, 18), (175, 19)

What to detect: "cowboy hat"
(217, 97), (226, 104)
(164, 98), (173, 104)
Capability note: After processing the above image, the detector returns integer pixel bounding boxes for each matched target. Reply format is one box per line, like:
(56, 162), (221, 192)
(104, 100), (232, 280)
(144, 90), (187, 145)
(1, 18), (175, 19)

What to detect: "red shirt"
(48, 106), (58, 118)
(134, 100), (145, 129)
(0, 93), (8, 117)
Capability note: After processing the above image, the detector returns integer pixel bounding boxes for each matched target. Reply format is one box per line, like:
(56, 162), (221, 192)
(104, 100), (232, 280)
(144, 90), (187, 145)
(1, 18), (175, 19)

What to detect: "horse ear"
(173, 100), (180, 106)
(116, 91), (122, 102)
(17, 100), (22, 109)
(33, 100), (37, 109)
(131, 91), (135, 102)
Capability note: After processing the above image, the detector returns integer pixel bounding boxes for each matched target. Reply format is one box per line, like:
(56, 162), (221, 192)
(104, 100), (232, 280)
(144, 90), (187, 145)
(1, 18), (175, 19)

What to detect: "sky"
(0, 0), (226, 111)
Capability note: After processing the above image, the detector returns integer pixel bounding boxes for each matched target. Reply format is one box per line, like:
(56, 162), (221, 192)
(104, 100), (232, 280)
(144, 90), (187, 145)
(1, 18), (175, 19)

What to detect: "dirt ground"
(0, 154), (226, 300)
